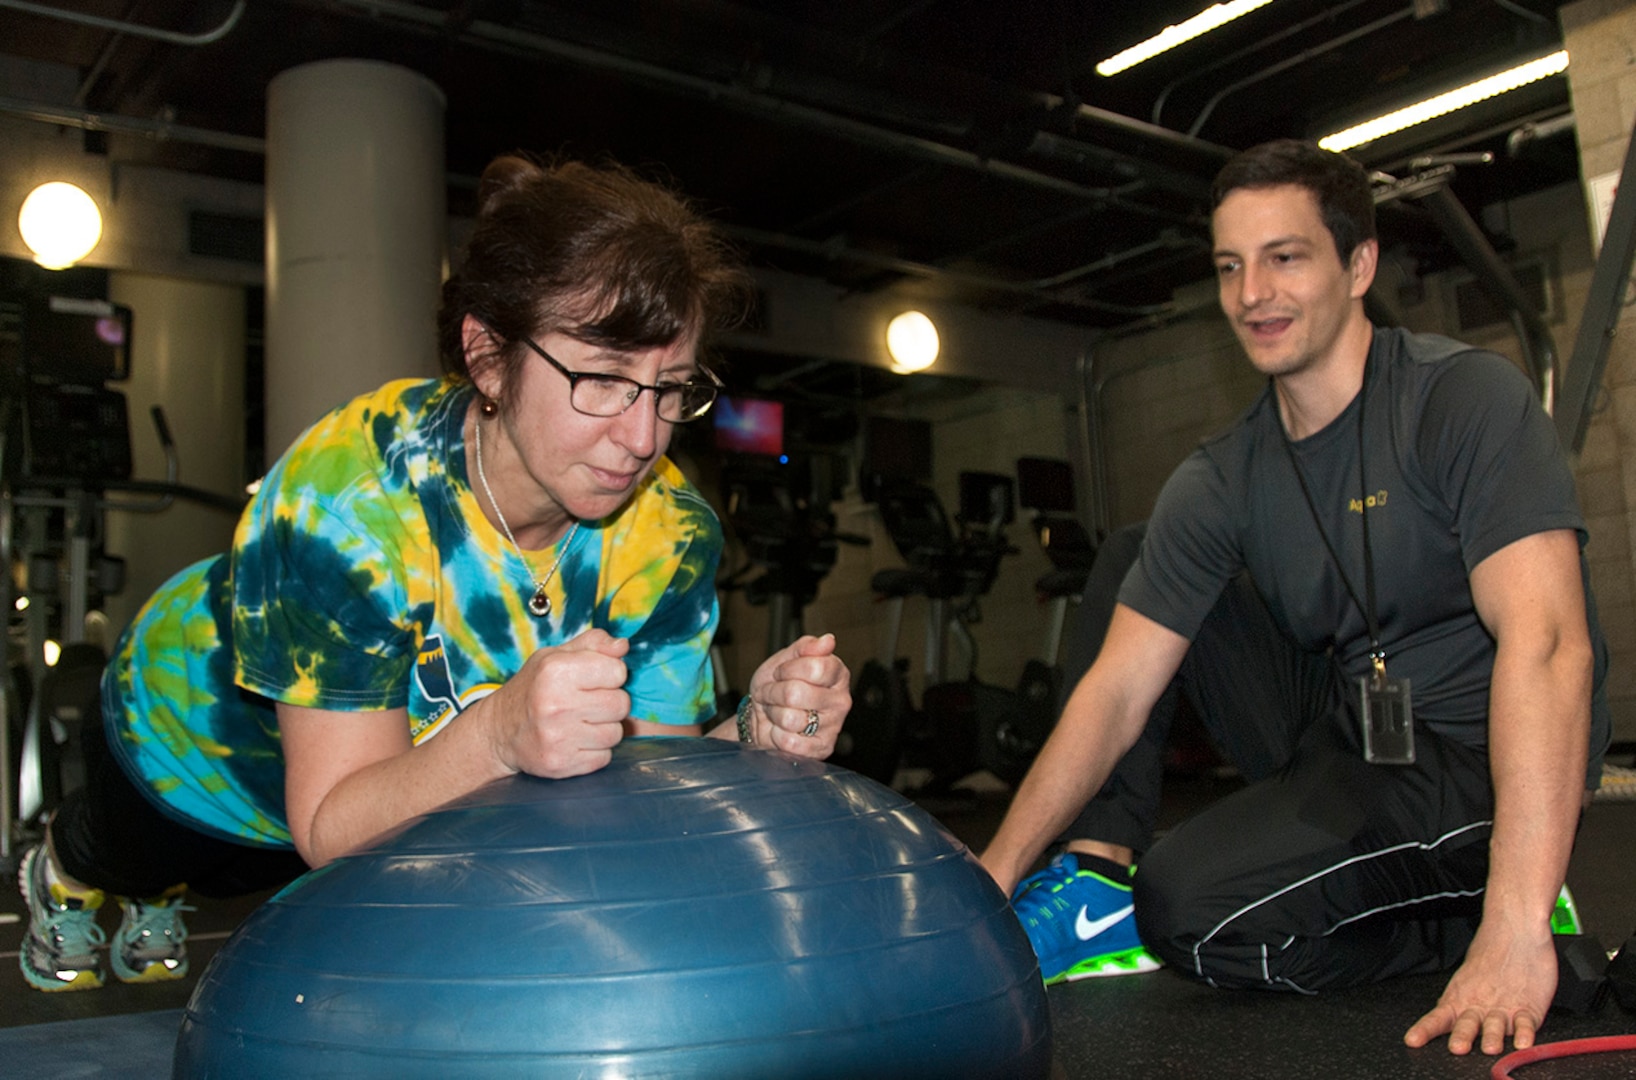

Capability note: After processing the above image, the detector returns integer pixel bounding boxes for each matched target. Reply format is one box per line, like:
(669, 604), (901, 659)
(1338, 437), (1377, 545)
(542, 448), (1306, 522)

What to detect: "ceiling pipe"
(785, 167), (934, 235)
(1374, 102), (1571, 177)
(1041, 95), (1233, 162)
(860, 0), (942, 43)
(4, 0), (1219, 312)
(724, 223), (1175, 317)
(1375, 164), (1557, 409)
(0, 0), (245, 46)
(879, 177), (1194, 284)
(75, 0), (140, 105)
(1506, 112), (1574, 157)
(1150, 0), (1379, 128)
(0, 98), (1166, 315)
(322, 0), (1200, 227)
(0, 85), (1170, 314)
(1187, 5), (1418, 137)
(945, 205), (1101, 264)
(1488, 0), (1551, 26)
(1027, 131), (1214, 200)
(1031, 230), (1198, 291)
(0, 93), (266, 153)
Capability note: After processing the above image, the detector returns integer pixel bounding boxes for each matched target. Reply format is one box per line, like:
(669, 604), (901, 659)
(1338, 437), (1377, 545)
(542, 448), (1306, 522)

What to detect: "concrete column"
(264, 59), (445, 457)
(1561, 0), (1636, 743)
(102, 272), (246, 638)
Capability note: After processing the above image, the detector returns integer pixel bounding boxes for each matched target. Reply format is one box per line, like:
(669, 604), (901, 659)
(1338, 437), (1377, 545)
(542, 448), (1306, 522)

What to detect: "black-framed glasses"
(517, 334), (720, 423)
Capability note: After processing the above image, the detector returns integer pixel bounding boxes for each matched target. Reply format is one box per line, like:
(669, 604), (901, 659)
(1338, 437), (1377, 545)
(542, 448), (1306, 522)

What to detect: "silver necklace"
(472, 417), (578, 618)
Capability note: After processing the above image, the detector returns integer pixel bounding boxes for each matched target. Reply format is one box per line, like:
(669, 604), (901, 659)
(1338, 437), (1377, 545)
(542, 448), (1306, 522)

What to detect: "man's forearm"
(980, 704), (1120, 893)
(981, 604), (1192, 894)
(1404, 529), (1597, 1054)
(980, 667), (1154, 893)
(1479, 632), (1591, 940)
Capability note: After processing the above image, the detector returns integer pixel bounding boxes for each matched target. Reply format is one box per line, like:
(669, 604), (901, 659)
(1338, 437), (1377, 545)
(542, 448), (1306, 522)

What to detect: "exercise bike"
(995, 456), (1100, 782)
(837, 470), (1050, 791)
(715, 453), (864, 717)
(1, 294), (246, 868)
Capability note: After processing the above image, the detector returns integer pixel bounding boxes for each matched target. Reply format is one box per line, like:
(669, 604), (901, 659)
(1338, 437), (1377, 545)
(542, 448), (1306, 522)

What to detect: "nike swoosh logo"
(1075, 903), (1133, 941)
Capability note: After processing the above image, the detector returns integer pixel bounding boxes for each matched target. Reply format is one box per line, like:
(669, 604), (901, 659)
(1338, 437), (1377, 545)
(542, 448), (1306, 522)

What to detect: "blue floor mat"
(0, 1008), (181, 1077)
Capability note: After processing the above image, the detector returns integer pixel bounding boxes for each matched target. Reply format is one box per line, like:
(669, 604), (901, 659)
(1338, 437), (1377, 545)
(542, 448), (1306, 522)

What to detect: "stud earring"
(480, 398), (498, 417)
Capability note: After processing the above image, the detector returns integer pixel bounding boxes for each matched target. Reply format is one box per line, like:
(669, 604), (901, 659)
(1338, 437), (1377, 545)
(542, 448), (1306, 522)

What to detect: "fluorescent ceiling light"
(1096, 0), (1275, 77)
(1319, 50), (1569, 152)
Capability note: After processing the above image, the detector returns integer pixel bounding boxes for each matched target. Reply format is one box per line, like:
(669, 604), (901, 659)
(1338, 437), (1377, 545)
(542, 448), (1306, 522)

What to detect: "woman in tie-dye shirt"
(20, 155), (851, 994)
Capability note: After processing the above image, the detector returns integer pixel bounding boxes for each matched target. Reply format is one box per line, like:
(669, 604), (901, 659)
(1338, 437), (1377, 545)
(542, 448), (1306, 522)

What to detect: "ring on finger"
(802, 710), (821, 737)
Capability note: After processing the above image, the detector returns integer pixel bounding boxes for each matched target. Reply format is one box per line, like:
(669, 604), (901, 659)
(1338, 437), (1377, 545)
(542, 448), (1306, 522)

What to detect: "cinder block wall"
(928, 389), (1082, 690)
(1563, 0), (1636, 746)
(1090, 315), (1261, 531)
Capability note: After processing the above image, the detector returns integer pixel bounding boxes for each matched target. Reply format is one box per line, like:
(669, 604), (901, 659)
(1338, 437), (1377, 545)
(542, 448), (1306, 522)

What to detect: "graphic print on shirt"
(1348, 489), (1389, 514)
(410, 631), (500, 745)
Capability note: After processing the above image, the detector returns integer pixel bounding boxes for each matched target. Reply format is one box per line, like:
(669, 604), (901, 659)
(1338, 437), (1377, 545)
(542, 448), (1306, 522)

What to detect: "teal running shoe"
(112, 885), (193, 984)
(1011, 853), (1162, 984)
(17, 845), (107, 992)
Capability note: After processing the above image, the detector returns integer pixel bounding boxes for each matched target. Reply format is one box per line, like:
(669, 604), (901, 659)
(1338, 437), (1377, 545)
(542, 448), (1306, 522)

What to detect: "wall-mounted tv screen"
(713, 395), (784, 457)
(25, 296), (132, 385)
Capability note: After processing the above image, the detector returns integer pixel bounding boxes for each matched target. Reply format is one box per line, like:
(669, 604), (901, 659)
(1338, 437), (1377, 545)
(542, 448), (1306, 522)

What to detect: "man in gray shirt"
(981, 138), (1609, 1057)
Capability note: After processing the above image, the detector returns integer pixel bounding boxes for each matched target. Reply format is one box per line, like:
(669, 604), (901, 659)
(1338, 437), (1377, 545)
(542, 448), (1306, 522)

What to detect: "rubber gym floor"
(1, 770), (1632, 1078)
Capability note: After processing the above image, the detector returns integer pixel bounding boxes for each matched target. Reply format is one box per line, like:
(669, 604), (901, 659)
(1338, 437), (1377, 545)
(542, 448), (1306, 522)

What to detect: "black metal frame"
(1556, 114), (1636, 454)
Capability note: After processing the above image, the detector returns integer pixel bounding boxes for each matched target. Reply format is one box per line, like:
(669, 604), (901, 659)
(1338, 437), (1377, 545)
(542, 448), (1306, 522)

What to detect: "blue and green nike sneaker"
(1010, 853), (1163, 984)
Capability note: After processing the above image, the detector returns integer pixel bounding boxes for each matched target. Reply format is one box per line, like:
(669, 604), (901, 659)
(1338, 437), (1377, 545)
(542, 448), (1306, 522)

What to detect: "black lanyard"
(1278, 358), (1387, 681)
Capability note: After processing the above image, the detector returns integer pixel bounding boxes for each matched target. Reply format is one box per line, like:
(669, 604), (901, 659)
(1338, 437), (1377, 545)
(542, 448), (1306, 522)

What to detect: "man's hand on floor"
(1403, 921), (1557, 1055)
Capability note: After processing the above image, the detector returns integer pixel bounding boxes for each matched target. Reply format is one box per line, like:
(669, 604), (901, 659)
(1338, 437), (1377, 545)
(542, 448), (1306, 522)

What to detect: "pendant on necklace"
(528, 588), (552, 618)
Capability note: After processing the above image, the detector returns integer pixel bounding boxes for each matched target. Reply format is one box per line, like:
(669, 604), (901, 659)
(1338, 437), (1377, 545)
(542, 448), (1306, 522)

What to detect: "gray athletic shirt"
(1119, 326), (1610, 781)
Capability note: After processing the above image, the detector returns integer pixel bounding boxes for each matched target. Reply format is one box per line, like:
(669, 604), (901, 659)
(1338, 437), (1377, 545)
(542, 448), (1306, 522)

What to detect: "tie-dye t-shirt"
(101, 378), (722, 847)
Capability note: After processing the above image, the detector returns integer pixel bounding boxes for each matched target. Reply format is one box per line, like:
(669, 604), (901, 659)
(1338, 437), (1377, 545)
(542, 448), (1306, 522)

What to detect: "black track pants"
(49, 704), (307, 900)
(1061, 523), (1494, 991)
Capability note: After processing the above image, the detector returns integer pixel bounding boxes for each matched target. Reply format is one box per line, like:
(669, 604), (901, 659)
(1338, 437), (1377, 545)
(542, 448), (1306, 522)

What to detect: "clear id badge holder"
(1359, 656), (1413, 765)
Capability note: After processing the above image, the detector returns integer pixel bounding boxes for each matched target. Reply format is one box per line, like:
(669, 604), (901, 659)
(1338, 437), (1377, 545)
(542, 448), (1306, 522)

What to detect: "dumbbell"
(1552, 934), (1609, 1015)
(1606, 931), (1636, 1013)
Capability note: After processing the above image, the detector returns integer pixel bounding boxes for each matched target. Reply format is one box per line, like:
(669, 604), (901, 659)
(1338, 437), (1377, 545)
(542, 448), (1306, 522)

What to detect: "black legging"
(50, 702), (307, 900)
(1062, 523), (1496, 992)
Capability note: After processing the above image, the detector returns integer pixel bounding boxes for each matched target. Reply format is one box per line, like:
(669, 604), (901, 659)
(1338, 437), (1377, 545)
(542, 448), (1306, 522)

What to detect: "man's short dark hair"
(1211, 139), (1376, 264)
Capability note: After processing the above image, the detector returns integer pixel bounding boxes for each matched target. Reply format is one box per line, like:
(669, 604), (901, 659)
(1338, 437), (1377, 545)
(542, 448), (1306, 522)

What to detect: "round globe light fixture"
(886, 310), (939, 373)
(18, 182), (103, 270)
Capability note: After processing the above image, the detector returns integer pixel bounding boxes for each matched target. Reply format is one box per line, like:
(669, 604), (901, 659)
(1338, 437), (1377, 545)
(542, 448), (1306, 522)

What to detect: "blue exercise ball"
(174, 737), (1051, 1078)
